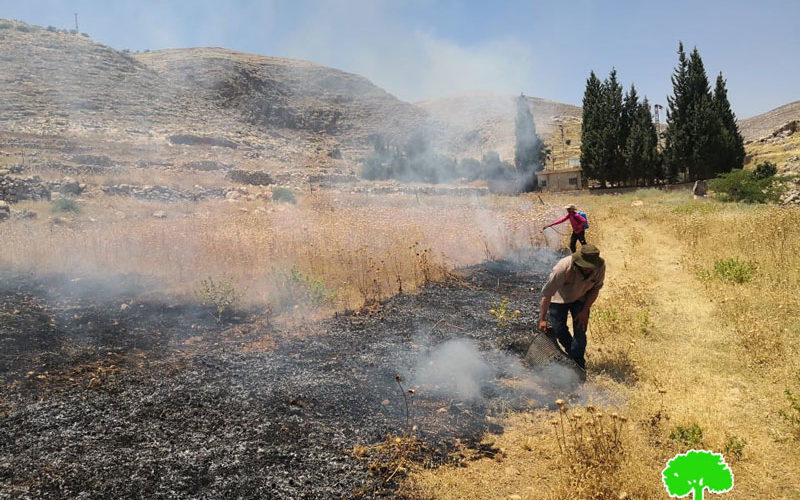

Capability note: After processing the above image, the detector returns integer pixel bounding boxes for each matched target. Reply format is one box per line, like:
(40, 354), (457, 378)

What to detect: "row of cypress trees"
(663, 42), (745, 182)
(580, 42), (745, 186)
(581, 70), (660, 187)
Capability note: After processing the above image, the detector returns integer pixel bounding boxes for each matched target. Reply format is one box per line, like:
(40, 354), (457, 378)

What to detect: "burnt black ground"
(0, 249), (581, 499)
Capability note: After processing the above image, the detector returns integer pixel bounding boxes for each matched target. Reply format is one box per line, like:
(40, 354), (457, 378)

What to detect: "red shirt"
(551, 212), (586, 234)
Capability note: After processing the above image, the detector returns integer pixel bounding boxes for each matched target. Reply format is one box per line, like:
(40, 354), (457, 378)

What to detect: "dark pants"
(548, 300), (588, 369)
(570, 230), (587, 253)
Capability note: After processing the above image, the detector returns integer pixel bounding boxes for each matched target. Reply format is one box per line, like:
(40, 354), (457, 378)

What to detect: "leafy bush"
(713, 258), (756, 284)
(197, 276), (244, 322)
(753, 160), (777, 180)
(51, 198), (81, 213)
(271, 187), (296, 204)
(709, 168), (781, 203)
(670, 422), (704, 447)
(268, 267), (336, 311)
(327, 148), (342, 159)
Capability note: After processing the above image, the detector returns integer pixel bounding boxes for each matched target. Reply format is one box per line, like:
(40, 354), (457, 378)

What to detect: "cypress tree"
(621, 84), (640, 185)
(643, 98), (662, 185)
(685, 47), (721, 181)
(580, 71), (604, 186)
(712, 73), (745, 174)
(664, 42), (691, 182)
(514, 94), (544, 189)
(600, 69), (624, 186)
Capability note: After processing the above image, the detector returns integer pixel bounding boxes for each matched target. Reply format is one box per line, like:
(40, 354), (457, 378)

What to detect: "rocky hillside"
(0, 20), (423, 165)
(0, 18), (582, 179)
(135, 48), (425, 158)
(739, 101), (800, 141)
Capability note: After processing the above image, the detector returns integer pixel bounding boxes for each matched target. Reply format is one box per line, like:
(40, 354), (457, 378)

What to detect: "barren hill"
(0, 19), (424, 168)
(134, 48), (425, 158)
(739, 100), (800, 141)
(0, 18), (582, 179)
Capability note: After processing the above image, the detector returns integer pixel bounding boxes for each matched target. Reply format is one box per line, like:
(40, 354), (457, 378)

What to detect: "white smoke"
(406, 336), (583, 404)
(281, 0), (539, 102)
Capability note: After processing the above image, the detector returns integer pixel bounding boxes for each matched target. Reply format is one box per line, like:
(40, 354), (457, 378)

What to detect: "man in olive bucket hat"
(538, 244), (605, 369)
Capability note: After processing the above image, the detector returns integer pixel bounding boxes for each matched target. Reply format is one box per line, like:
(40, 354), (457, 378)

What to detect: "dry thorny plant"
(550, 399), (630, 499)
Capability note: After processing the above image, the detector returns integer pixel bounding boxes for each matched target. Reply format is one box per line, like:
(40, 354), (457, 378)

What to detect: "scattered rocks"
(227, 169), (274, 186)
(151, 210), (167, 219)
(167, 134), (238, 149)
(692, 179), (707, 197)
(102, 183), (226, 202)
(0, 200), (9, 220)
(10, 208), (37, 219)
(58, 177), (84, 196)
(71, 154), (113, 167)
(0, 174), (51, 203)
(182, 160), (233, 171)
(631, 200), (644, 207)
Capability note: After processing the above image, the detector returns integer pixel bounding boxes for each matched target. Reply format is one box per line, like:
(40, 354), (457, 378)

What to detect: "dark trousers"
(548, 300), (588, 369)
(570, 230), (587, 253)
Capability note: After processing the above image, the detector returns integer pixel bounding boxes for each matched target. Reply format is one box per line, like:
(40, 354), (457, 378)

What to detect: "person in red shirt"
(544, 204), (587, 252)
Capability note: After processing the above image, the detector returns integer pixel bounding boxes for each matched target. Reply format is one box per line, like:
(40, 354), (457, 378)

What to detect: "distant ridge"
(739, 100), (800, 141)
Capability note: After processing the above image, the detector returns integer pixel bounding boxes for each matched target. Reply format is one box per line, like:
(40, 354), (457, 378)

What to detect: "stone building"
(536, 167), (584, 191)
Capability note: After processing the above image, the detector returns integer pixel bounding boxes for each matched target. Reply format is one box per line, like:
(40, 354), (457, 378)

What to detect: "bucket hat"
(572, 244), (604, 270)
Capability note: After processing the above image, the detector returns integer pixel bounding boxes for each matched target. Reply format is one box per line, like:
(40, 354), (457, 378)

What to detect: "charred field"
(0, 249), (583, 499)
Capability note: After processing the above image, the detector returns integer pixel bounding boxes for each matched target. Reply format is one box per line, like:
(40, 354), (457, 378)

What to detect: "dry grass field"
(2, 184), (799, 498)
(0, 189), (555, 315)
(409, 190), (800, 499)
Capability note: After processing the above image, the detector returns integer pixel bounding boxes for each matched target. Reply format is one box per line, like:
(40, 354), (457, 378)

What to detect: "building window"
(568, 177), (578, 185)
(540, 180), (547, 187)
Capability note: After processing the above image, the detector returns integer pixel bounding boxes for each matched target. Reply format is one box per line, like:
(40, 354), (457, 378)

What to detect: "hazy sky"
(2, 0), (798, 118)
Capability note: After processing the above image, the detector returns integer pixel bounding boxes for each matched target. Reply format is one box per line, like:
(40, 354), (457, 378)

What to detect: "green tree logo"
(662, 450), (734, 499)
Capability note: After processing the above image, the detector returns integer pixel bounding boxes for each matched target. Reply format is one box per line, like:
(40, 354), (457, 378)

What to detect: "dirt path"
(599, 215), (798, 499)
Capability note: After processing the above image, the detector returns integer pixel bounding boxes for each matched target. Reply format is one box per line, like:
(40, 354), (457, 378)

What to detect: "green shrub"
(713, 258), (756, 284)
(197, 276), (244, 322)
(779, 389), (800, 440)
(723, 434), (747, 462)
(327, 148), (342, 159)
(268, 267), (336, 311)
(51, 198), (81, 213)
(670, 423), (704, 447)
(753, 160), (777, 180)
(271, 187), (296, 204)
(708, 168), (780, 203)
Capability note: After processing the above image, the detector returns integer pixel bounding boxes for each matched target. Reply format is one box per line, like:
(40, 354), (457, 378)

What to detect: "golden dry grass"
(0, 190), (554, 314)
